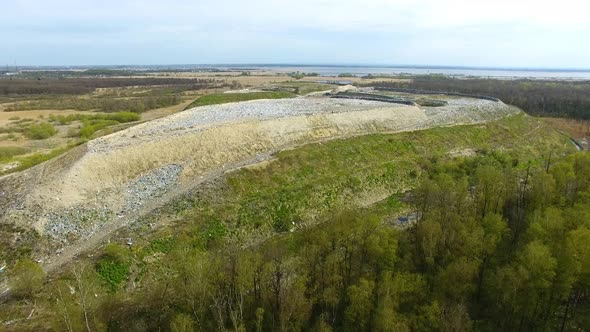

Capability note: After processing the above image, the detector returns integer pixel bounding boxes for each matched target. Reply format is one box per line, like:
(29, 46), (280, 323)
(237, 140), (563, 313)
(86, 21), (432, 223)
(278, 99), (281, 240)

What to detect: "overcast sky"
(2, 0), (590, 68)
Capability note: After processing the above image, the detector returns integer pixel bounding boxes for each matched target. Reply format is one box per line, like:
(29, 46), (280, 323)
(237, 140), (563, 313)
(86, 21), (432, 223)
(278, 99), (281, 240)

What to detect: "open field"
(0, 109), (88, 126)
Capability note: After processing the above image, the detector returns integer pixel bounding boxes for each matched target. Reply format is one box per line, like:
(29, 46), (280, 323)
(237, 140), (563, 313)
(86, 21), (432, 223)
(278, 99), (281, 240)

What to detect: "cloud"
(2, 0), (589, 66)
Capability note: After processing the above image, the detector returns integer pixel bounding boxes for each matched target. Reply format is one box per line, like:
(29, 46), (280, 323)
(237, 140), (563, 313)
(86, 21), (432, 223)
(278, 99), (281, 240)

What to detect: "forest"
(0, 77), (223, 95)
(8, 151), (589, 331)
(364, 77), (590, 119)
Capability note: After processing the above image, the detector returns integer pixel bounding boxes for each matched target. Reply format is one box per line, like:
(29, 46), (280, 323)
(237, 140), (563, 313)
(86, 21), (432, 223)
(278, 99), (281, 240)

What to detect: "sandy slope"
(0, 95), (518, 270)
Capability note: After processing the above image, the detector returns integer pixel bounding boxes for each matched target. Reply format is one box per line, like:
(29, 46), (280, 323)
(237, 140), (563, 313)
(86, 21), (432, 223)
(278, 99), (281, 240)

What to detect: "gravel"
(43, 164), (184, 243)
(124, 164), (184, 212)
(36, 94), (517, 249)
(44, 206), (113, 242)
(88, 98), (400, 153)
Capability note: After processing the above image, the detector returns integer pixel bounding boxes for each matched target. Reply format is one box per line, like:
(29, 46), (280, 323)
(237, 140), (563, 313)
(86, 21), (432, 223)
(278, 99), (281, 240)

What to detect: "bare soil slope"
(0, 94), (518, 270)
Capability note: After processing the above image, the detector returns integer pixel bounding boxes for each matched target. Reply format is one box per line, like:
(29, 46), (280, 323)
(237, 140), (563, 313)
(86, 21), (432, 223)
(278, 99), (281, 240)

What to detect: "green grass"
(0, 145), (77, 175)
(279, 82), (334, 94)
(416, 98), (448, 107)
(96, 260), (130, 292)
(101, 113), (575, 315)
(24, 122), (57, 140)
(185, 91), (295, 109)
(0, 146), (28, 162)
(6, 95), (181, 113)
(78, 120), (120, 139)
(96, 244), (131, 292)
(49, 112), (140, 139)
(49, 111), (140, 125)
(158, 113), (574, 237)
(15, 146), (71, 170)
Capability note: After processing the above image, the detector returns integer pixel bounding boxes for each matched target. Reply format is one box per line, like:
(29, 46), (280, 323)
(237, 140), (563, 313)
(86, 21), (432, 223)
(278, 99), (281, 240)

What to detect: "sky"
(2, 0), (590, 68)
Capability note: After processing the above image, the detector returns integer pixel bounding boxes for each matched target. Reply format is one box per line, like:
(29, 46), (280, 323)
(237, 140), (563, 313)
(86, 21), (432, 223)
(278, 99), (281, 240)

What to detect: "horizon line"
(4, 63), (590, 72)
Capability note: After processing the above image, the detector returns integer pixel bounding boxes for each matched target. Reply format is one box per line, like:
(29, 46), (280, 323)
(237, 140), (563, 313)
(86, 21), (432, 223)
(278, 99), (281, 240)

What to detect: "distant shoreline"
(4, 64), (590, 79)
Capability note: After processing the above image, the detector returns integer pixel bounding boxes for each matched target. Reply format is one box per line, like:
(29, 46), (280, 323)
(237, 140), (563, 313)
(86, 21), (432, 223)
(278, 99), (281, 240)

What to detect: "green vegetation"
(82, 69), (138, 76)
(49, 112), (140, 139)
(288, 71), (319, 79)
(0, 118), (35, 135)
(366, 76), (590, 119)
(3, 114), (586, 331)
(280, 81), (334, 94)
(7, 95), (182, 113)
(24, 122), (57, 139)
(185, 91), (295, 108)
(416, 98), (448, 107)
(49, 111), (140, 125)
(162, 114), (571, 234)
(0, 146), (28, 161)
(14, 146), (72, 171)
(0, 77), (223, 95)
(0, 144), (78, 175)
(9, 259), (45, 299)
(338, 72), (356, 77)
(96, 244), (131, 292)
(0, 112), (140, 174)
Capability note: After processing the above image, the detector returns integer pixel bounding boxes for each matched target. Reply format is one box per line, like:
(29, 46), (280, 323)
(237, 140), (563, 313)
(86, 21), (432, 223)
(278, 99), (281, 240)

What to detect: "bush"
(79, 120), (119, 139)
(96, 260), (129, 292)
(9, 259), (45, 298)
(24, 122), (57, 139)
(103, 243), (131, 263)
(7, 145), (73, 174)
(97, 244), (131, 292)
(338, 73), (355, 78)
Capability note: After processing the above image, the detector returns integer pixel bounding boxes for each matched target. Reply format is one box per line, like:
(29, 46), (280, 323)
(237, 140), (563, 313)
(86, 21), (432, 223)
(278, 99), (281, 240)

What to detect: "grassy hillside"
(158, 113), (572, 235)
(185, 91), (295, 109)
(1, 113), (582, 330)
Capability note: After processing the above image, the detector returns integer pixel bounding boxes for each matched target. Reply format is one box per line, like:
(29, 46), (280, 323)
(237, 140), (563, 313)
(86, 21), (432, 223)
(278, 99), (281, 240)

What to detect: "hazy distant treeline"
(366, 77), (590, 119)
(0, 77), (222, 95)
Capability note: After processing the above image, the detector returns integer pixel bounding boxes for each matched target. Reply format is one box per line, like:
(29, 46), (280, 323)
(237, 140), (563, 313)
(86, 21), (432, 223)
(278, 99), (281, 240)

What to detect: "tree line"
(8, 151), (589, 331)
(364, 76), (590, 119)
(0, 77), (224, 95)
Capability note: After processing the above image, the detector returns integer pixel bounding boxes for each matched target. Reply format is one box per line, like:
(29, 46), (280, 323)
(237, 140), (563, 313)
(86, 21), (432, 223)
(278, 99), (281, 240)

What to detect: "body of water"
(243, 65), (590, 80)
(19, 64), (590, 80)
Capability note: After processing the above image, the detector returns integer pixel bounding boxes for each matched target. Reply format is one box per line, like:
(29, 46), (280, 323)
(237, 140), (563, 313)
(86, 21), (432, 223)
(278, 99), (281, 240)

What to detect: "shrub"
(96, 260), (129, 292)
(103, 243), (131, 263)
(9, 259), (45, 298)
(24, 122), (57, 139)
(10, 145), (74, 173)
(79, 120), (119, 139)
(338, 73), (355, 78)
(97, 244), (131, 292)
(50, 112), (140, 125)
